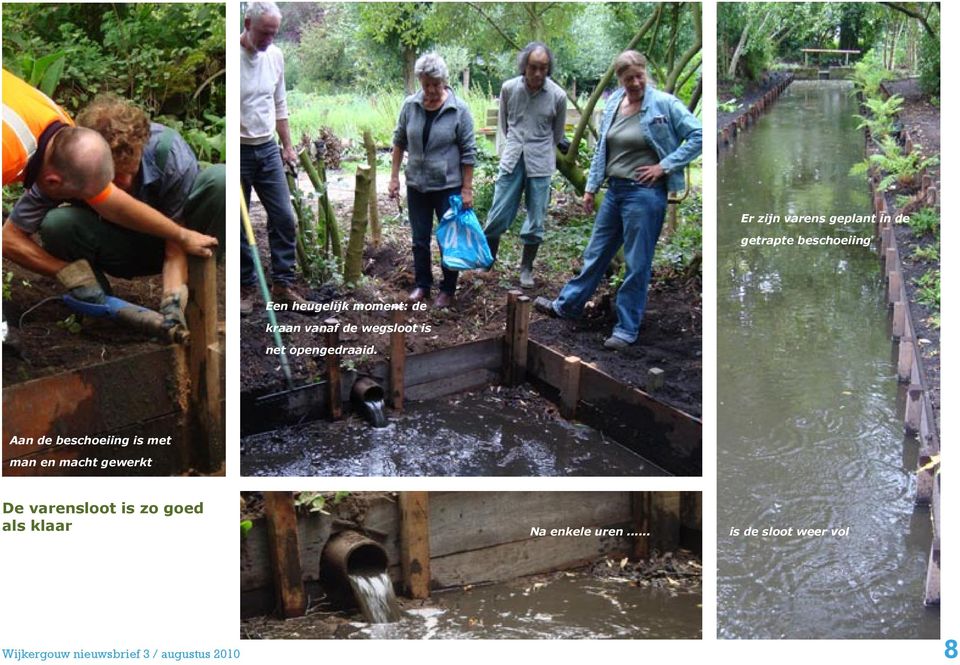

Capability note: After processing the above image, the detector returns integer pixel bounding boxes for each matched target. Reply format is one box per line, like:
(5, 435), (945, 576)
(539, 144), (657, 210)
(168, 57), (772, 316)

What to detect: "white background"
(0, 1), (953, 663)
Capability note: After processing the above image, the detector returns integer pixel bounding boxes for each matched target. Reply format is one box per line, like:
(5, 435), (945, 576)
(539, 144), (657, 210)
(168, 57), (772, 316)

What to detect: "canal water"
(717, 81), (937, 638)
(355, 573), (701, 639)
(241, 387), (664, 476)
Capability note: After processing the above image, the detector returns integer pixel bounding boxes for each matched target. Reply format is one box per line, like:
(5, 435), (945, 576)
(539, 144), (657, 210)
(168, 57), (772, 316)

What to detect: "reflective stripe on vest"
(2, 69), (74, 184)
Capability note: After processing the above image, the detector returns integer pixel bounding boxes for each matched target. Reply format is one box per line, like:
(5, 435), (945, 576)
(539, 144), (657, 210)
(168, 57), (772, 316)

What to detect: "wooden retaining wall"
(240, 491), (701, 617)
(870, 168), (940, 606)
(718, 74), (793, 152)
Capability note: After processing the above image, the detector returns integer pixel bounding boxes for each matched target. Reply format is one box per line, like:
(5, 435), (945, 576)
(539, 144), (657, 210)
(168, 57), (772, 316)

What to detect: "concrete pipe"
(322, 529), (389, 582)
(350, 376), (387, 427)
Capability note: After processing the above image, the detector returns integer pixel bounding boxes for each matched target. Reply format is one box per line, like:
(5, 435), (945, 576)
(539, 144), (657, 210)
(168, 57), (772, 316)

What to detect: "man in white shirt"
(239, 1), (308, 315)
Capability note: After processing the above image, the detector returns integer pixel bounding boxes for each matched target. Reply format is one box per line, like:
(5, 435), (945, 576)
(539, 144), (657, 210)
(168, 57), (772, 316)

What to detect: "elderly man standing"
(483, 42), (567, 289)
(240, 1), (308, 315)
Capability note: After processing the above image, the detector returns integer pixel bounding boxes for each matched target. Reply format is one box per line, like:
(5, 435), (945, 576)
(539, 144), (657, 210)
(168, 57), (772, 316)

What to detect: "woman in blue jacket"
(536, 50), (701, 350)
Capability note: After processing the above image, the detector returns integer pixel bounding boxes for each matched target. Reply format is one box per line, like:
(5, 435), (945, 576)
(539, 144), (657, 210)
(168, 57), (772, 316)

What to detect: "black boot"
(519, 243), (539, 289)
(484, 235), (500, 272)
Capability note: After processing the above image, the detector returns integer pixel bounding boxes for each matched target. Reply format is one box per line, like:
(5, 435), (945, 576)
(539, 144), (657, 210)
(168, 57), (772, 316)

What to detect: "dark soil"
(3, 259), (225, 385)
(878, 78), (940, 430)
(718, 72), (792, 131)
(240, 190), (702, 417)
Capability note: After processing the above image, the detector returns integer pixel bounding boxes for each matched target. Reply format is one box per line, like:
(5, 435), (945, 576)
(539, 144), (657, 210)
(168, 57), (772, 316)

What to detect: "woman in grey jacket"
(389, 53), (476, 308)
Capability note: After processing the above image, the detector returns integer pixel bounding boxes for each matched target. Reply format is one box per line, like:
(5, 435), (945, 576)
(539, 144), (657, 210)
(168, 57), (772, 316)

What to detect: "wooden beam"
(324, 318), (342, 419)
(512, 295), (531, 385)
(263, 492), (306, 617)
(631, 493), (651, 559)
(649, 492), (682, 553)
(389, 309), (406, 412)
(503, 290), (521, 384)
(185, 255), (222, 471)
(399, 492), (431, 599)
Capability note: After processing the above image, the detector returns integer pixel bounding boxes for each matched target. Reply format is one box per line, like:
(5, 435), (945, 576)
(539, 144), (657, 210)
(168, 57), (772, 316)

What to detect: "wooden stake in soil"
(185, 255), (222, 470)
(363, 130), (381, 248)
(399, 491), (431, 599)
(390, 308), (406, 412)
(344, 165), (372, 285)
(263, 491), (306, 618)
(325, 318), (342, 419)
(559, 355), (582, 419)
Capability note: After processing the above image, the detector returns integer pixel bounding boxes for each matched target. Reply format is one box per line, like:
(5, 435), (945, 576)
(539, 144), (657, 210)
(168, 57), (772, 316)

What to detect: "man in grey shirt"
(484, 42), (566, 289)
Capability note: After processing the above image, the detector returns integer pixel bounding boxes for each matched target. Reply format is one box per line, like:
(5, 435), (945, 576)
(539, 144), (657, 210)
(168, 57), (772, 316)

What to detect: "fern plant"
(854, 95), (903, 142)
(850, 137), (939, 190)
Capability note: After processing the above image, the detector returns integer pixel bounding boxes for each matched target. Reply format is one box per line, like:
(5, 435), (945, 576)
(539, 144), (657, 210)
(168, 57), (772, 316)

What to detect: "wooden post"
(325, 318), (342, 419)
(887, 270), (901, 304)
(631, 493), (651, 559)
(263, 492), (306, 618)
(344, 165), (372, 285)
(363, 130), (381, 248)
(892, 300), (906, 338)
(897, 336), (913, 382)
(399, 492), (430, 599)
(512, 295), (531, 385)
(559, 356), (581, 419)
(924, 477), (940, 604)
(390, 309), (406, 412)
(647, 367), (665, 392)
(503, 290), (521, 384)
(185, 255), (221, 471)
(905, 384), (922, 433)
(885, 247), (896, 271)
(649, 492), (682, 554)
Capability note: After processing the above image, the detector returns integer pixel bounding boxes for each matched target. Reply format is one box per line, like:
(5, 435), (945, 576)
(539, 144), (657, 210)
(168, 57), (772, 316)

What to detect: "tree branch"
(467, 3), (523, 51)
(881, 2), (937, 39)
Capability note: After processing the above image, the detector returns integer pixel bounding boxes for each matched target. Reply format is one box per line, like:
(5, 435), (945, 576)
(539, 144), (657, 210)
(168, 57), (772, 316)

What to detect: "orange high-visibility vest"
(2, 69), (74, 185)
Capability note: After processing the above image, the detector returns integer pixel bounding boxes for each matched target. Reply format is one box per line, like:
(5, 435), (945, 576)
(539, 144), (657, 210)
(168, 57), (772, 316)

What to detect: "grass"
(288, 85), (499, 151)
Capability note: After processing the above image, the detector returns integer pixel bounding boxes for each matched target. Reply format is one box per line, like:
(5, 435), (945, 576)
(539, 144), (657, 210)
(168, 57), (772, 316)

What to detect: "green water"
(717, 81), (938, 639)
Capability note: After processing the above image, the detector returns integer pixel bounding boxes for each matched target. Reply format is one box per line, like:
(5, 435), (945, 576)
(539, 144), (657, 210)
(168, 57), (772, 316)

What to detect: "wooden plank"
(527, 339), (701, 475)
(559, 356), (581, 418)
(892, 300), (906, 338)
(324, 319), (342, 419)
(897, 336), (913, 382)
(399, 492), (431, 598)
(263, 492), (306, 617)
(389, 309), (406, 412)
(431, 531), (632, 588)
(404, 368), (498, 402)
(428, 491), (632, 557)
(511, 296), (531, 385)
(3, 347), (180, 454)
(905, 384), (922, 434)
(631, 493), (652, 559)
(402, 338), (502, 387)
(240, 512), (334, 591)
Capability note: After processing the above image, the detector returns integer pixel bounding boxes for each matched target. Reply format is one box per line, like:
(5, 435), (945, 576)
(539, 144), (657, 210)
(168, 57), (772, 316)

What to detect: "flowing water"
(358, 398), (388, 428)
(717, 81), (937, 638)
(347, 569), (401, 624)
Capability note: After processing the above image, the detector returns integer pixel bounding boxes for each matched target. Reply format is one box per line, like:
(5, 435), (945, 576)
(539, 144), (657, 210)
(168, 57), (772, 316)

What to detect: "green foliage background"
(2, 3), (226, 163)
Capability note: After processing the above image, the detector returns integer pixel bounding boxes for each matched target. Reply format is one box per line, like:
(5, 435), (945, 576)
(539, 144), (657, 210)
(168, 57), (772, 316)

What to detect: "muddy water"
(241, 389), (664, 476)
(355, 574), (700, 639)
(717, 81), (937, 638)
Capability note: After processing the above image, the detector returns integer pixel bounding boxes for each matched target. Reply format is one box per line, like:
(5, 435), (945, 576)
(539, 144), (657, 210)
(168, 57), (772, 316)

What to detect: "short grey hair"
(517, 42), (553, 76)
(415, 53), (449, 83)
(245, 1), (281, 22)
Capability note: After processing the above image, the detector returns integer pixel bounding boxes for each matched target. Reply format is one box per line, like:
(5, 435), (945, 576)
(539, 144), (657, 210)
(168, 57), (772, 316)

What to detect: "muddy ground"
(240, 189), (701, 417)
(3, 258), (224, 385)
(878, 78), (940, 431)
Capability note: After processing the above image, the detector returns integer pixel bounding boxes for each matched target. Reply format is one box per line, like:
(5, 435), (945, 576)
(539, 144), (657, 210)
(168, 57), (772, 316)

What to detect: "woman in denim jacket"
(389, 53), (476, 309)
(536, 50), (701, 349)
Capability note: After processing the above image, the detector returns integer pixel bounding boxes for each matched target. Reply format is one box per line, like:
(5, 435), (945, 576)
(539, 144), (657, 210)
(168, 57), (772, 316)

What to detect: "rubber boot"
(519, 243), (539, 289)
(483, 236), (500, 273)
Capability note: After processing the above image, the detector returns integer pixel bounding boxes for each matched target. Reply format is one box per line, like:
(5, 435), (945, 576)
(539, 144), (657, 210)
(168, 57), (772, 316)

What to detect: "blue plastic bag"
(435, 194), (494, 271)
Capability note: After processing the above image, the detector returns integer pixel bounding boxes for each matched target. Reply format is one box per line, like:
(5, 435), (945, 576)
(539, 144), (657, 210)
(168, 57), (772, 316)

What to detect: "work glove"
(56, 259), (106, 304)
(160, 284), (189, 331)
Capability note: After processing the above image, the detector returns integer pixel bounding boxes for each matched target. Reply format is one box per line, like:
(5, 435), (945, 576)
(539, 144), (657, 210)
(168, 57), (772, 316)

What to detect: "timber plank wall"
(240, 491), (701, 615)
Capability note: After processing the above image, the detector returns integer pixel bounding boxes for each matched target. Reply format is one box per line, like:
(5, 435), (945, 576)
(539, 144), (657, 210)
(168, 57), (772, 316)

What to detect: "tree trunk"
(404, 47), (417, 95)
(664, 5), (702, 93)
(363, 130), (381, 248)
(344, 166), (372, 286)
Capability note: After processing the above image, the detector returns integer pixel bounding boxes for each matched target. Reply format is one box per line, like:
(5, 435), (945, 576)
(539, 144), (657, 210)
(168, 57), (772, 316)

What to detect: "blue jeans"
(240, 142), (297, 286)
(407, 186), (460, 295)
(482, 155), (551, 245)
(553, 178), (667, 343)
